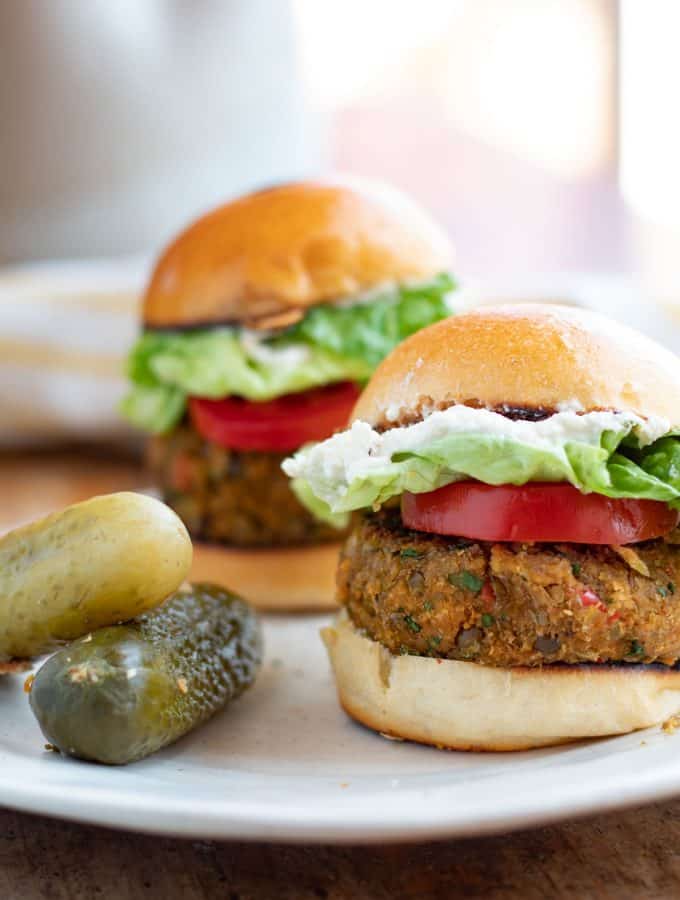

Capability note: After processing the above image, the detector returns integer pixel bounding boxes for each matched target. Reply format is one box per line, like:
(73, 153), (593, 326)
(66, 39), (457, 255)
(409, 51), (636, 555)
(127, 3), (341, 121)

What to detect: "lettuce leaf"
(281, 272), (456, 368)
(120, 330), (369, 432)
(121, 274), (455, 433)
(287, 426), (680, 528)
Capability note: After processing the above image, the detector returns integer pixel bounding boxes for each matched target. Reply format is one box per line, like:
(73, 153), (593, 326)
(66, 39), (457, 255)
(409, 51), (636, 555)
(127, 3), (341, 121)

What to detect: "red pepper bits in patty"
(337, 510), (680, 667)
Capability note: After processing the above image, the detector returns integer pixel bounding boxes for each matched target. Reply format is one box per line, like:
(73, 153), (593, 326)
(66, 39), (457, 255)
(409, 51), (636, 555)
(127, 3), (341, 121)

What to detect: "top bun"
(352, 304), (680, 428)
(143, 178), (453, 329)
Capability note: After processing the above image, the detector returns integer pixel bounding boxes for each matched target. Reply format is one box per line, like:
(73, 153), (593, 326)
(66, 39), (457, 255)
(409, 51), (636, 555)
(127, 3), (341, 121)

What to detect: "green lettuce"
(288, 425), (680, 529)
(120, 331), (369, 433)
(282, 272), (456, 368)
(121, 274), (455, 433)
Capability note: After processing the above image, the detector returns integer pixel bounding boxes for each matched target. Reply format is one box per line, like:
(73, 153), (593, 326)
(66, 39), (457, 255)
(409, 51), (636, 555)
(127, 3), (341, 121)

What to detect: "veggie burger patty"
(150, 423), (346, 547)
(339, 510), (680, 668)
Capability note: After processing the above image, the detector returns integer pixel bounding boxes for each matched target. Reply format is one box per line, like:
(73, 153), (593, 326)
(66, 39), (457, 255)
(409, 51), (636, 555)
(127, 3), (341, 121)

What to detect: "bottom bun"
(322, 611), (680, 750)
(190, 540), (340, 611)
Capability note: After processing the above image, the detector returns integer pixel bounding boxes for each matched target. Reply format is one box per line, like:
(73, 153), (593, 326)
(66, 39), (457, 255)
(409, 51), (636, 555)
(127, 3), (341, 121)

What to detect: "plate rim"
(1, 729), (680, 842)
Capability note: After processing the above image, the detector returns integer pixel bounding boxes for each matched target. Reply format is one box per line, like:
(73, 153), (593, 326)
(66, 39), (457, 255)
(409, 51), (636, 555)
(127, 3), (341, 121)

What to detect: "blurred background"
(0, 0), (678, 455)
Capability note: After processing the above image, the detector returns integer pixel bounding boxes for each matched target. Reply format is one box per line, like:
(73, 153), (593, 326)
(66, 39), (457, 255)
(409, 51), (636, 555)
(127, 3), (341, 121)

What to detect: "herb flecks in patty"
(338, 510), (680, 667)
(448, 571), (484, 593)
(403, 614), (422, 634)
(400, 548), (424, 559)
(629, 639), (645, 658)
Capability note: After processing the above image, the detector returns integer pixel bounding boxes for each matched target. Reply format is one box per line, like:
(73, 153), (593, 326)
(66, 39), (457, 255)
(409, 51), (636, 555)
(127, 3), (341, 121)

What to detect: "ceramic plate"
(1, 614), (680, 842)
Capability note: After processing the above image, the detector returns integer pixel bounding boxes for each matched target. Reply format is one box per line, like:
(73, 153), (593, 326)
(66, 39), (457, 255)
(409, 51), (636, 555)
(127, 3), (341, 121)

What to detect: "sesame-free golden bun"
(143, 178), (453, 330)
(323, 611), (680, 751)
(352, 304), (680, 428)
(190, 540), (340, 611)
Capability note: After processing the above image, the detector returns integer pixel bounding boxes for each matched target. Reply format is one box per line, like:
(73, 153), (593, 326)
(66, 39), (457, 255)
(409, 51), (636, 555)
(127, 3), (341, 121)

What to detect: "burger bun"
(323, 611), (680, 750)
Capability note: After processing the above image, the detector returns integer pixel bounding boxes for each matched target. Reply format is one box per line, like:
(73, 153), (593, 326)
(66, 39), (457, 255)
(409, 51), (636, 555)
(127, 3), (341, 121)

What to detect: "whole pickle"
(28, 583), (263, 765)
(0, 492), (192, 663)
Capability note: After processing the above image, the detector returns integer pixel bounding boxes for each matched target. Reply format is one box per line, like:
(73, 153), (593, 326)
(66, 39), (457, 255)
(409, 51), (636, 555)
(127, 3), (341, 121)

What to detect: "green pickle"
(0, 492), (192, 662)
(29, 583), (263, 765)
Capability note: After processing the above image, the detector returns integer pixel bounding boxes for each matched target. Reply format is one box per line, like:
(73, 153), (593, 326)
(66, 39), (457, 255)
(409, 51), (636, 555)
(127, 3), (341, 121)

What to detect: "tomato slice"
(401, 482), (679, 545)
(188, 381), (360, 452)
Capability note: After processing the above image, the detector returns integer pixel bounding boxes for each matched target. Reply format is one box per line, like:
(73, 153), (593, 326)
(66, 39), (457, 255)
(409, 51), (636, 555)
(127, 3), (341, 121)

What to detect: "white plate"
(2, 614), (680, 843)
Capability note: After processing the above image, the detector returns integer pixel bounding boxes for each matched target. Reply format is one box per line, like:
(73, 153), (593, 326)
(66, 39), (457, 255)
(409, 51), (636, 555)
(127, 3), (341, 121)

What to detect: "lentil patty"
(338, 510), (680, 667)
(149, 423), (347, 547)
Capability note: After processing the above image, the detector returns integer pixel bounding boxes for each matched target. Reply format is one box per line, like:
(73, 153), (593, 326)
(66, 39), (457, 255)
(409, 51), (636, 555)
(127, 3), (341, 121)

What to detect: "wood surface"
(1, 448), (680, 900)
(1, 801), (680, 900)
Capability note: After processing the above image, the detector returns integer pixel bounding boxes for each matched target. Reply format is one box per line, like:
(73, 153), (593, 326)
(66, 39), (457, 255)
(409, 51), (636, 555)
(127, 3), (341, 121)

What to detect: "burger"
(283, 305), (680, 748)
(121, 179), (456, 609)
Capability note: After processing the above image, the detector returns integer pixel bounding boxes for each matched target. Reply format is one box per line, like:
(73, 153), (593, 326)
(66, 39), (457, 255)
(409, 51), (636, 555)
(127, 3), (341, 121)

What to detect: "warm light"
(292, 0), (464, 106)
(293, 0), (611, 179)
(435, 0), (610, 178)
(620, 0), (680, 226)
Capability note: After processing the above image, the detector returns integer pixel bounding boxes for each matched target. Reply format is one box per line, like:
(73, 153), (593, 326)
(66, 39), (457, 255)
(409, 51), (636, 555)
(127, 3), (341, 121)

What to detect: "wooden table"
(1, 449), (680, 900)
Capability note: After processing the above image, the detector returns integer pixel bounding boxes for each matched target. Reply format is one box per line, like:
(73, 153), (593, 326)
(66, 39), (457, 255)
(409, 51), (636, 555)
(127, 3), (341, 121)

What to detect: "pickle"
(0, 492), (191, 662)
(28, 583), (263, 765)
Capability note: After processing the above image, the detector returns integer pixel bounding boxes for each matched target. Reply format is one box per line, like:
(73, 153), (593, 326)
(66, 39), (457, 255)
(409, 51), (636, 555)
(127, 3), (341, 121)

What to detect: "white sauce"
(282, 406), (670, 495)
(333, 281), (398, 309)
(238, 329), (310, 369)
(237, 275), (453, 364)
(332, 278), (456, 311)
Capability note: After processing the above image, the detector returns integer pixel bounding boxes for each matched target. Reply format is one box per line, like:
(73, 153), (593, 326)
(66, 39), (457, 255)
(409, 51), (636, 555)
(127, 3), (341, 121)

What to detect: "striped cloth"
(2, 261), (677, 448)
(0, 258), (147, 446)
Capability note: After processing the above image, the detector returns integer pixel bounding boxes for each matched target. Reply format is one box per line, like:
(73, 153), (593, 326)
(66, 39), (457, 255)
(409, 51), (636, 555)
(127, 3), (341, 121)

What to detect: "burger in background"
(122, 179), (456, 609)
(285, 305), (680, 747)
